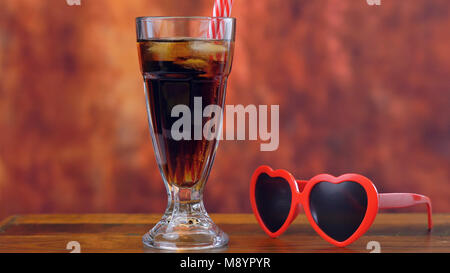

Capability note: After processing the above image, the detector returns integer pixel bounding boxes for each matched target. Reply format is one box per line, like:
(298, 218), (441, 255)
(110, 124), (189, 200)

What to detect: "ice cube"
(190, 41), (227, 54)
(174, 58), (208, 70)
(147, 42), (190, 61)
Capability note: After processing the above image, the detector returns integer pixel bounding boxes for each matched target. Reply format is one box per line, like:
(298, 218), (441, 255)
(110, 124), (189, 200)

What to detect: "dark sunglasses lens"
(255, 173), (292, 233)
(309, 181), (368, 242)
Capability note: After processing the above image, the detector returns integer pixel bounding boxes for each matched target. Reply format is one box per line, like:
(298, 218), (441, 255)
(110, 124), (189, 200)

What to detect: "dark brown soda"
(137, 39), (234, 188)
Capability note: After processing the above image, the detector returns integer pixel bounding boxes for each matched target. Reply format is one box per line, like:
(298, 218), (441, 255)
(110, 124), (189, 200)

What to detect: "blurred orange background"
(0, 0), (449, 219)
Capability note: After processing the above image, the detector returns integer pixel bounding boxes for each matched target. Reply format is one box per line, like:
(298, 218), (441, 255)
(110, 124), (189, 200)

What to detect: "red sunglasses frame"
(250, 165), (433, 247)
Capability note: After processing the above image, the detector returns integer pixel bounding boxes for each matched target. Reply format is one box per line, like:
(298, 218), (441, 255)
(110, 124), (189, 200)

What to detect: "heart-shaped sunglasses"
(250, 165), (432, 247)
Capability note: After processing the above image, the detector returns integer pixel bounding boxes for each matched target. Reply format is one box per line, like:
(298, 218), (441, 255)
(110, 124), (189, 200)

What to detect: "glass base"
(143, 211), (228, 250)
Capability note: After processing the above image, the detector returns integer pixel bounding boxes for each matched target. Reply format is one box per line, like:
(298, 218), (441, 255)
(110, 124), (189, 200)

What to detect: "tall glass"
(136, 17), (235, 250)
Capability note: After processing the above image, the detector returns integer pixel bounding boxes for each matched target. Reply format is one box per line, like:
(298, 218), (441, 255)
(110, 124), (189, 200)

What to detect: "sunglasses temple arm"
(378, 193), (433, 230)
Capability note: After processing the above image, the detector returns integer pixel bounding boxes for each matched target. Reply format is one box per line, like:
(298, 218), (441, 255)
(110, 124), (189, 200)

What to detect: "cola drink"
(137, 39), (234, 188)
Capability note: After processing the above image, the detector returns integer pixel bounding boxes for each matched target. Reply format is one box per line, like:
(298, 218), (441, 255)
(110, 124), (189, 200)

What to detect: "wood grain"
(0, 213), (449, 253)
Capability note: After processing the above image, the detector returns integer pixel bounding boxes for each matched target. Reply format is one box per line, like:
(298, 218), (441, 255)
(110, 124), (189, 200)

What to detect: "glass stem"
(166, 185), (208, 232)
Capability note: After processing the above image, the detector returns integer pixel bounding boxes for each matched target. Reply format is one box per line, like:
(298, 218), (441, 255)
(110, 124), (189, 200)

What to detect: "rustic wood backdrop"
(0, 0), (449, 219)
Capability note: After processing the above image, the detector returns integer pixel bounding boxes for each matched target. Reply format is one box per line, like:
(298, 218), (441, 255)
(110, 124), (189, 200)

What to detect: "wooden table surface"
(0, 213), (449, 253)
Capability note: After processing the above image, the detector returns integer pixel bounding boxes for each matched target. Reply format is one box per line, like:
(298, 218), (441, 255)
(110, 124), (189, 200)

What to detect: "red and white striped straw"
(210, 0), (233, 39)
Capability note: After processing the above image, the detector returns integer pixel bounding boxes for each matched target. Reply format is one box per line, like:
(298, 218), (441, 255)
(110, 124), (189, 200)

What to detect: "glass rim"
(136, 16), (236, 22)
